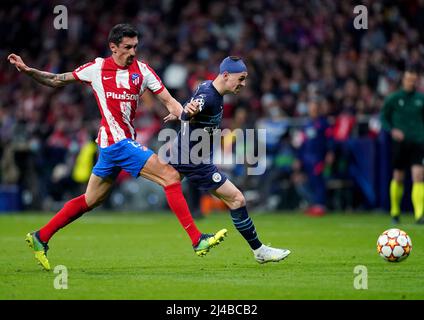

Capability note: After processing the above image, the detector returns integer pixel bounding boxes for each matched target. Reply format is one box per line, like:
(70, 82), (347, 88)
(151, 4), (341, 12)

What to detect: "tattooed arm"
(27, 70), (75, 88)
(7, 53), (76, 88)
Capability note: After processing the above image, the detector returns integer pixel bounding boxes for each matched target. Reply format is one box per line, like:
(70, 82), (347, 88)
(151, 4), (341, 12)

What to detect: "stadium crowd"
(1, 0), (424, 213)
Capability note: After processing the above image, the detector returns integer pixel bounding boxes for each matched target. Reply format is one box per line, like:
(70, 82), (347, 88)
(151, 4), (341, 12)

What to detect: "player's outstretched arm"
(156, 87), (199, 119)
(7, 53), (76, 88)
(156, 87), (184, 117)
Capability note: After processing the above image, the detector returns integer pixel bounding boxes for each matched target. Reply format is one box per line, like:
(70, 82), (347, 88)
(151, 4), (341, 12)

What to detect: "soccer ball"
(377, 228), (412, 262)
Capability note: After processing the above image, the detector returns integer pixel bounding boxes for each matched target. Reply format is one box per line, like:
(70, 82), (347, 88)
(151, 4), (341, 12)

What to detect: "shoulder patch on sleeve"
(192, 94), (206, 111)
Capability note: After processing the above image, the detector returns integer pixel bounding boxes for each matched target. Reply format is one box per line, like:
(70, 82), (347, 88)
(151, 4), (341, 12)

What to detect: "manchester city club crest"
(131, 73), (140, 85)
(212, 172), (222, 183)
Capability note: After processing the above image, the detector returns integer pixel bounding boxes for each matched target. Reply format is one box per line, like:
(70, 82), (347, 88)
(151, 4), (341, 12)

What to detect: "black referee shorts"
(391, 140), (424, 170)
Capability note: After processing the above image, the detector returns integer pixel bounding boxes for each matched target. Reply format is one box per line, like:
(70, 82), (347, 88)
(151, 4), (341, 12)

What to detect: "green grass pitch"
(0, 211), (423, 300)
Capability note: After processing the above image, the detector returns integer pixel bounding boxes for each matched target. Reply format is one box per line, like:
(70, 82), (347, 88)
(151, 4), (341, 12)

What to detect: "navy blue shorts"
(172, 163), (227, 191)
(92, 139), (154, 179)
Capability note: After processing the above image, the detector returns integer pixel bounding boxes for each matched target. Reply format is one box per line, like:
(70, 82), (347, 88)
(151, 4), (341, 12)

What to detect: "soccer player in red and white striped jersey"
(71, 49), (164, 147)
(8, 24), (226, 271)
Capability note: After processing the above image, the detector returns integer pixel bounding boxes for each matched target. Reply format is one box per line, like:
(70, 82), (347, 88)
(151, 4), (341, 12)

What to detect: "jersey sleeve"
(143, 63), (165, 94)
(72, 58), (101, 83)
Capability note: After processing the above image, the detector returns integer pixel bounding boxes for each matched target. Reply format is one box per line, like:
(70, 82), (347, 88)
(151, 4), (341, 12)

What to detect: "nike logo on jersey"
(103, 76), (113, 80)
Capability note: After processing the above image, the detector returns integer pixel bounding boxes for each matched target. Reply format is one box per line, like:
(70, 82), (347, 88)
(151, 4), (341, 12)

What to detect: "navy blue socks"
(230, 206), (262, 250)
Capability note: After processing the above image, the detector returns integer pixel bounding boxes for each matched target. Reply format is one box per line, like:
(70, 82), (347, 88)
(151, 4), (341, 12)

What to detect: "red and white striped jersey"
(72, 56), (164, 148)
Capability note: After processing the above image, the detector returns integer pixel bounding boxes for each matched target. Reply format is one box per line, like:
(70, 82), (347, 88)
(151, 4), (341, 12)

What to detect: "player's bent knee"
(85, 194), (105, 209)
(162, 166), (181, 186)
(231, 191), (246, 209)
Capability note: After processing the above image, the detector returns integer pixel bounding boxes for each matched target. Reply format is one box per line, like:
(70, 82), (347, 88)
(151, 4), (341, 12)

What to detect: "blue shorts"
(92, 139), (154, 179)
(171, 163), (227, 191)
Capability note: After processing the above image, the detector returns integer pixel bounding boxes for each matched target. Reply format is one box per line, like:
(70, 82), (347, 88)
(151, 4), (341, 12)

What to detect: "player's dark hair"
(108, 24), (139, 45)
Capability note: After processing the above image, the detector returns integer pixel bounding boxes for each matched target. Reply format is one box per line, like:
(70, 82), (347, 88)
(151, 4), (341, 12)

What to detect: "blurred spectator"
(296, 99), (334, 216)
(259, 131), (300, 210)
(71, 131), (98, 195)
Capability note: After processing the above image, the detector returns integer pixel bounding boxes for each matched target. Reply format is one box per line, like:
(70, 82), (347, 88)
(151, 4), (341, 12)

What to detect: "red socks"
(164, 182), (202, 245)
(38, 195), (90, 243)
(38, 184), (201, 246)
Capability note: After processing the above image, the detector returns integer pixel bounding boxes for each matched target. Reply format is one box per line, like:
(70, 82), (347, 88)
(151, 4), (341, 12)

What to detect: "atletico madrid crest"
(131, 73), (140, 85)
